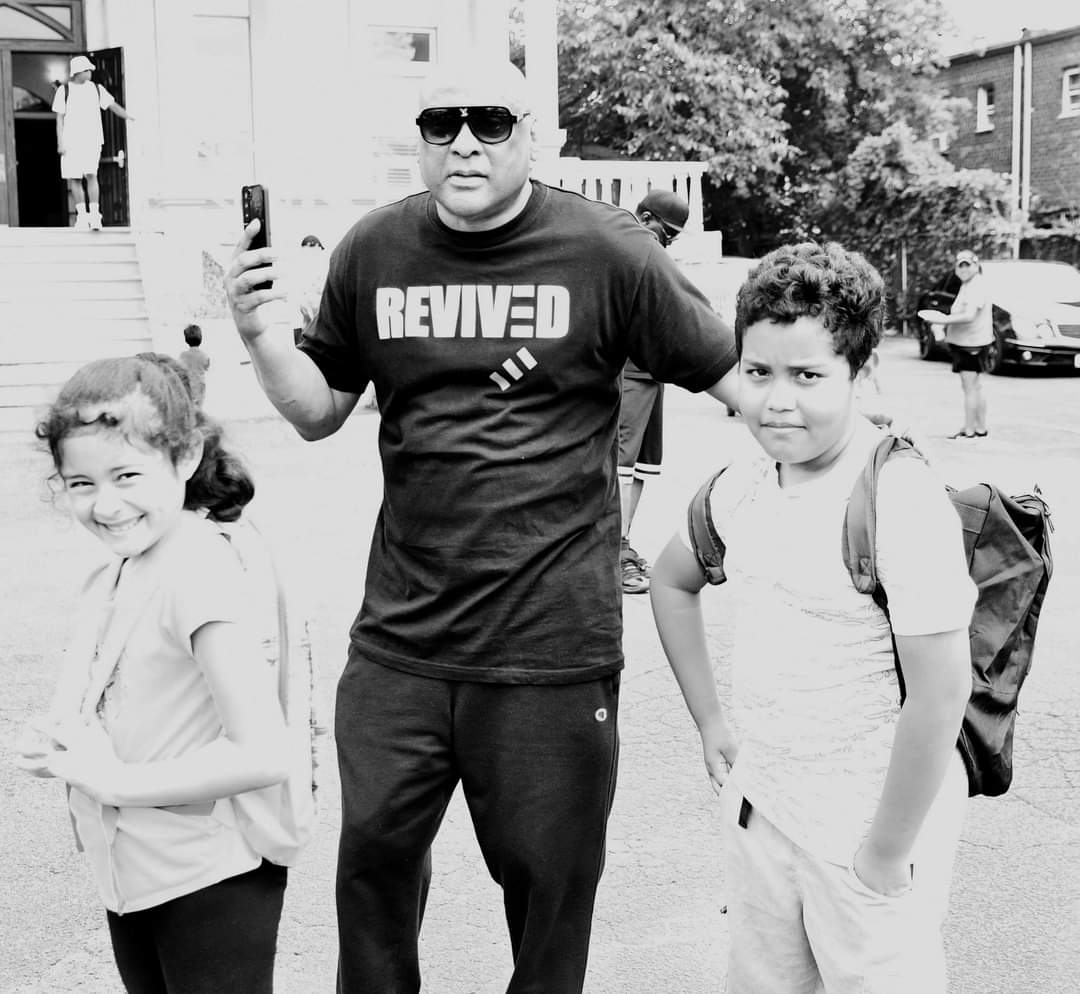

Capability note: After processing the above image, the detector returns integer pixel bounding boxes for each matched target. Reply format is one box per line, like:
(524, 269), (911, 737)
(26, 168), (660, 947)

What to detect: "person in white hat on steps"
(51, 55), (134, 230)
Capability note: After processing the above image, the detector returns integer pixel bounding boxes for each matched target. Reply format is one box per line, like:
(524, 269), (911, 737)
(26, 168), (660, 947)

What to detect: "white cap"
(69, 55), (95, 75)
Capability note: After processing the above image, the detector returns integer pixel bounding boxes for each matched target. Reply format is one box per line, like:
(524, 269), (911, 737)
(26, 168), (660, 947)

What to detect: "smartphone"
(241, 183), (273, 292)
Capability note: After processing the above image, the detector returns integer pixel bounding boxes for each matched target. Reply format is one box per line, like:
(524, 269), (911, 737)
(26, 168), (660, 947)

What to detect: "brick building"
(939, 24), (1080, 219)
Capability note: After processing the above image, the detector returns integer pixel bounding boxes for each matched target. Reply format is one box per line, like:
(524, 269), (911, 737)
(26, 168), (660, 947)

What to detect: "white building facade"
(1, 0), (704, 244)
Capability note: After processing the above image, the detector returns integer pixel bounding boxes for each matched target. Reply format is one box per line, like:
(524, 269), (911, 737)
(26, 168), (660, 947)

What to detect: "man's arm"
(919, 285), (982, 325)
(108, 102), (134, 121)
(650, 533), (740, 792)
(55, 113), (65, 155)
(920, 304), (976, 325)
(703, 366), (739, 411)
(856, 628), (970, 894)
(225, 220), (359, 440)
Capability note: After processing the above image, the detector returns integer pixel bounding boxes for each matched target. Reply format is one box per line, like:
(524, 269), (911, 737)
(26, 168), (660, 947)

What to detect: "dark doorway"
(9, 47), (129, 227)
(15, 117), (67, 225)
(89, 46), (129, 227)
(11, 51), (70, 226)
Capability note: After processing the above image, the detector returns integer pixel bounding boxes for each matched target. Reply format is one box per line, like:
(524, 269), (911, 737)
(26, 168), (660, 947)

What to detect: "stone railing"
(138, 152), (709, 233)
(548, 158), (708, 232)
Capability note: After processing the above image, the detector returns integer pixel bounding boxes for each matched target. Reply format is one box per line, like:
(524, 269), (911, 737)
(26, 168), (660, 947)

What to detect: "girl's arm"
(650, 533), (739, 792)
(44, 619), (290, 808)
(856, 627), (971, 895)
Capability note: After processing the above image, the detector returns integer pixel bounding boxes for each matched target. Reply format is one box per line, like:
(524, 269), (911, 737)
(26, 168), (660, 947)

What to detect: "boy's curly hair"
(734, 242), (884, 376)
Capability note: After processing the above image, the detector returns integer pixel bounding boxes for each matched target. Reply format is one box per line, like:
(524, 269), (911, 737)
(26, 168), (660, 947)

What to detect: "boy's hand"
(699, 714), (739, 795)
(853, 842), (913, 898)
(225, 220), (288, 344)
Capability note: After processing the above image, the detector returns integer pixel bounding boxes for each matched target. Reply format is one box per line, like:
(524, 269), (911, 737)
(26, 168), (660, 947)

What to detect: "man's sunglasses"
(956, 260), (975, 268)
(416, 106), (527, 146)
(643, 211), (682, 244)
(658, 220), (682, 243)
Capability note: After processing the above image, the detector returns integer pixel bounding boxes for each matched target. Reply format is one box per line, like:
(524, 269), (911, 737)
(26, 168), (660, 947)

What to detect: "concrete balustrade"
(548, 158), (708, 233)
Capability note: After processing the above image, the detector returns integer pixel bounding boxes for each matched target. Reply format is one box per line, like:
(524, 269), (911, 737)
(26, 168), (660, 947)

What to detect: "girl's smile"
(58, 429), (200, 558)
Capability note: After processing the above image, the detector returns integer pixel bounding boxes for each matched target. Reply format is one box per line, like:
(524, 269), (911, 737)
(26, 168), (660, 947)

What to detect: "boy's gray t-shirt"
(694, 420), (975, 864)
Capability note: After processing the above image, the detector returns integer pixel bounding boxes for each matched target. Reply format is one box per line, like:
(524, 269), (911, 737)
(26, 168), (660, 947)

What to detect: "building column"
(466, 0), (510, 59)
(522, 0), (564, 182)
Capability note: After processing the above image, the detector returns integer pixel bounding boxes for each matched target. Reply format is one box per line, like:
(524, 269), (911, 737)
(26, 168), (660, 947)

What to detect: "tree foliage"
(818, 122), (1019, 322)
(554, 0), (959, 254)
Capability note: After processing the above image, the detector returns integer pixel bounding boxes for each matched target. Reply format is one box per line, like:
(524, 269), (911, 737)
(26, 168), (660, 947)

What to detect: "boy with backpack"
(650, 242), (977, 993)
(51, 55), (134, 230)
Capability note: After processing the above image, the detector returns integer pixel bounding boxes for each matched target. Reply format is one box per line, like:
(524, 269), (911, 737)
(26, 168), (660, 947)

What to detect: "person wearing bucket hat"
(616, 189), (691, 594)
(51, 55), (134, 231)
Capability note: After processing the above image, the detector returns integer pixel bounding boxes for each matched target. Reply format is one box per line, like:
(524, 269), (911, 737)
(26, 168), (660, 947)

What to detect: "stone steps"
(0, 227), (153, 433)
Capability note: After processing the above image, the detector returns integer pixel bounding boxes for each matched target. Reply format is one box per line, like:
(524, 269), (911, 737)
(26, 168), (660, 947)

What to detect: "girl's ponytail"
(185, 413), (254, 522)
(133, 353), (255, 521)
(39, 353), (256, 522)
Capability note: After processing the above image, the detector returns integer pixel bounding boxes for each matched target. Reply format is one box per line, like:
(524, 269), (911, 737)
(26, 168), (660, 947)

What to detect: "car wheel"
(986, 336), (1005, 374)
(917, 325), (937, 360)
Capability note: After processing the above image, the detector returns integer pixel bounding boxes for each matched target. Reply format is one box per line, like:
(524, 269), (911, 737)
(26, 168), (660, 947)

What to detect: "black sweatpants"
(334, 653), (621, 994)
(106, 859), (287, 994)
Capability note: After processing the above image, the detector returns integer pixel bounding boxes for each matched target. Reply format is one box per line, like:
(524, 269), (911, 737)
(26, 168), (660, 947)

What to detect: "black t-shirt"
(300, 182), (736, 683)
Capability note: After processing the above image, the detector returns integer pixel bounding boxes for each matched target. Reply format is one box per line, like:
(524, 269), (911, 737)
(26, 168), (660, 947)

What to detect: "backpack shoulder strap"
(60, 82), (102, 104)
(687, 468), (730, 585)
(842, 434), (924, 595)
(215, 518), (292, 715)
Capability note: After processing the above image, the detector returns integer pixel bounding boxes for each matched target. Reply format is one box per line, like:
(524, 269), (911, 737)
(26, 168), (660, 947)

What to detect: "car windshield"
(982, 262), (1080, 304)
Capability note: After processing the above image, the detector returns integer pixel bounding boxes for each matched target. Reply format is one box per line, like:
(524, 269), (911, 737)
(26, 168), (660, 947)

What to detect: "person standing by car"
(918, 249), (992, 439)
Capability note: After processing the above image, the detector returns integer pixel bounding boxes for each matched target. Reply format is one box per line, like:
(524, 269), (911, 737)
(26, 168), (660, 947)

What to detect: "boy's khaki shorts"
(60, 145), (102, 180)
(721, 752), (967, 994)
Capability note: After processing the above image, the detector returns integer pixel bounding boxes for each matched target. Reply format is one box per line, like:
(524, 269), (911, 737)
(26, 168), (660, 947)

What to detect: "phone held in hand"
(241, 184), (273, 292)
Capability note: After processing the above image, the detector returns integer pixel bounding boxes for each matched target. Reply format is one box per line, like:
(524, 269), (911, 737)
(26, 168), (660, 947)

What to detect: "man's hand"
(57, 140), (66, 156)
(225, 219), (288, 345)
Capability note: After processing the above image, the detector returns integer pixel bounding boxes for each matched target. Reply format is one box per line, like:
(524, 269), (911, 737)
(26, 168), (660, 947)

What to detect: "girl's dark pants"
(334, 651), (621, 994)
(106, 859), (287, 994)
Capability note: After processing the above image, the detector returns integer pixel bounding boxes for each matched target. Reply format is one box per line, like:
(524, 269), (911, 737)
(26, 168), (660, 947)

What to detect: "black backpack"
(686, 434), (1053, 798)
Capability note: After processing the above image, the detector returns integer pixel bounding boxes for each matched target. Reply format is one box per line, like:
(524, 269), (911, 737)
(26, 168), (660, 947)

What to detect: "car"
(915, 259), (1080, 373)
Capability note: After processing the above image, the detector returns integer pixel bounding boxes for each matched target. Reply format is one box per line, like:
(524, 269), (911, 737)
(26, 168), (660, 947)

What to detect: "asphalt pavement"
(1, 334), (1078, 993)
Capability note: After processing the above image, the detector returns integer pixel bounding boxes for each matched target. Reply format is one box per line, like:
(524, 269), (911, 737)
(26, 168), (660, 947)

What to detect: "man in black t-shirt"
(226, 57), (738, 994)
(618, 190), (690, 594)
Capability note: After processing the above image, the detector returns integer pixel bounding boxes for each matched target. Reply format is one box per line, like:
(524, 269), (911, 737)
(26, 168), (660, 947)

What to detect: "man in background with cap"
(917, 248), (993, 439)
(618, 189), (690, 593)
(51, 55), (134, 230)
